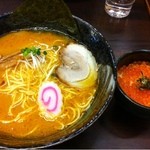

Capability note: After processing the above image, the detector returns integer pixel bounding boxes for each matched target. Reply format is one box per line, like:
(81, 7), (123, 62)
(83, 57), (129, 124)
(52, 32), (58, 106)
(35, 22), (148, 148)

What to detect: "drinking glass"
(105, 0), (135, 18)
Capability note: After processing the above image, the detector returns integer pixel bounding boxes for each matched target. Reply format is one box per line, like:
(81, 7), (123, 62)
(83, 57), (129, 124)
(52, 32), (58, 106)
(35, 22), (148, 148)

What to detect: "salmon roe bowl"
(116, 50), (150, 119)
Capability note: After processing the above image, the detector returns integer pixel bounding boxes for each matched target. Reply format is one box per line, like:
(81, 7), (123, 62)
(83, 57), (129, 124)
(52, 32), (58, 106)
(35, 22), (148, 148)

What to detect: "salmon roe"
(117, 61), (150, 107)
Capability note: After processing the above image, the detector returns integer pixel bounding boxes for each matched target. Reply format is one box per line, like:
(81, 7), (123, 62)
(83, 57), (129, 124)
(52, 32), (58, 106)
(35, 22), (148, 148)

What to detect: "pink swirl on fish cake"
(38, 82), (63, 116)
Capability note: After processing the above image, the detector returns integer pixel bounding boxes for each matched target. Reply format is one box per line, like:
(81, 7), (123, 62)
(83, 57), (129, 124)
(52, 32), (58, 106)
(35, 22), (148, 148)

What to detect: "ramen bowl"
(117, 50), (150, 119)
(0, 14), (116, 148)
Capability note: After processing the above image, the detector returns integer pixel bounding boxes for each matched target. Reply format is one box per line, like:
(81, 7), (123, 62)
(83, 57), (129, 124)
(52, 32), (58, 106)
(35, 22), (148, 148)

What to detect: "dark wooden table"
(0, 0), (150, 149)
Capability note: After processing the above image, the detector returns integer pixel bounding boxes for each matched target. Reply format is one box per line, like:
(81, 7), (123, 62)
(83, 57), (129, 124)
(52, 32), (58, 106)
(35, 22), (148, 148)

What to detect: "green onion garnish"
(21, 47), (43, 57)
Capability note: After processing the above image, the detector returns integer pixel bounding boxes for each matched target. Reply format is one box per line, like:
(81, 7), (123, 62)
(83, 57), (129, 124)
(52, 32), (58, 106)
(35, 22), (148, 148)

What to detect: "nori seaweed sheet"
(0, 0), (80, 39)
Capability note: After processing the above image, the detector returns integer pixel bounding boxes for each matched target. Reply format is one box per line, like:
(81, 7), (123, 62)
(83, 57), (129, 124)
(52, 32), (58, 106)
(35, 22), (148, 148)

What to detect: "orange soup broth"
(0, 31), (97, 138)
(118, 61), (150, 107)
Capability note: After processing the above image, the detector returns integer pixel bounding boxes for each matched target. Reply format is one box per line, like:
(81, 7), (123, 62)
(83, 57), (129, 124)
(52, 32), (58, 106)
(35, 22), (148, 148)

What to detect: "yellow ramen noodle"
(0, 30), (97, 138)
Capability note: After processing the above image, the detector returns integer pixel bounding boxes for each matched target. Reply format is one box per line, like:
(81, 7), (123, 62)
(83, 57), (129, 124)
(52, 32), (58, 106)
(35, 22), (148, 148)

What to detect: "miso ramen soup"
(0, 30), (98, 138)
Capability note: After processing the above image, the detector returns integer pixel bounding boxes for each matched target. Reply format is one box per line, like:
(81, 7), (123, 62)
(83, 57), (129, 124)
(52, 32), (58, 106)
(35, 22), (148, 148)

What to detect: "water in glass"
(105, 0), (135, 18)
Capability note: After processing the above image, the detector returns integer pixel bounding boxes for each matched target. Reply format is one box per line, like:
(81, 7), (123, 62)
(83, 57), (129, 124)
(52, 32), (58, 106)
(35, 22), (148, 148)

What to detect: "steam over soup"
(0, 30), (98, 138)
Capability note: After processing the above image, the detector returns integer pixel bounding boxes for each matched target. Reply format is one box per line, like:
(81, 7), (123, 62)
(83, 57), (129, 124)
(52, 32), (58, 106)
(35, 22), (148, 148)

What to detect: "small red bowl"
(116, 49), (150, 119)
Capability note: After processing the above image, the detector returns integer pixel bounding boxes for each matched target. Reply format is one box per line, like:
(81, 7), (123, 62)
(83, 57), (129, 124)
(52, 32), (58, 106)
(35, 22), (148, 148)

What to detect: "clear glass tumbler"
(105, 0), (135, 18)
